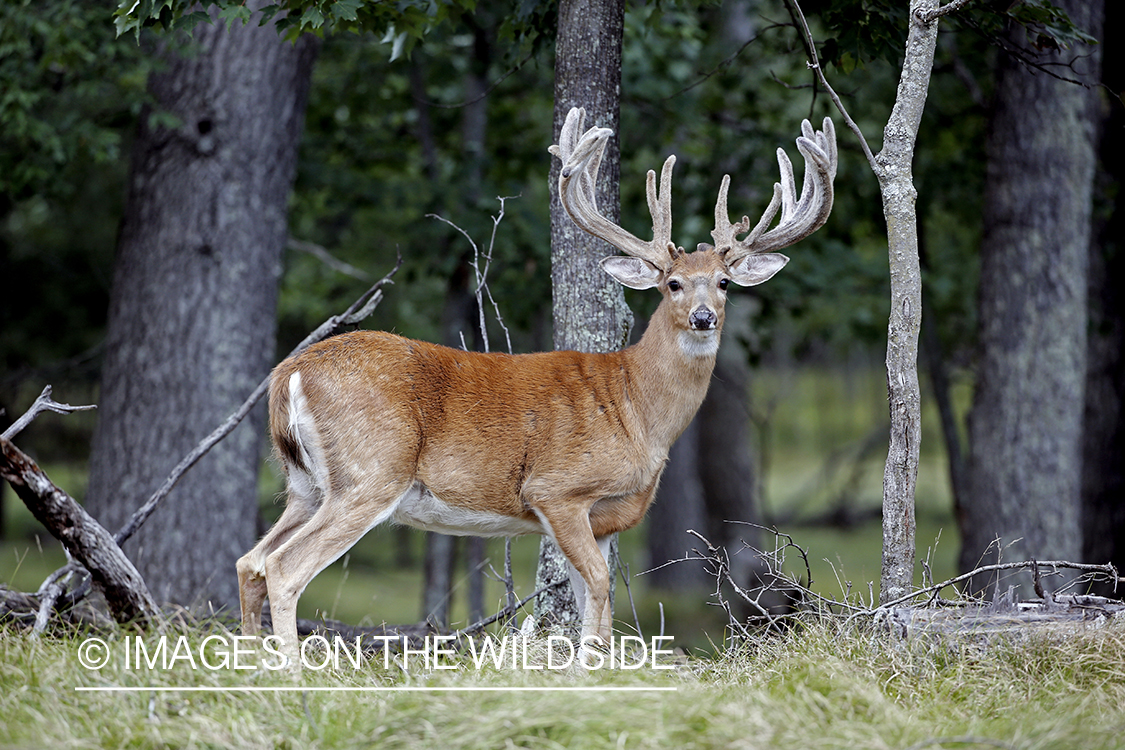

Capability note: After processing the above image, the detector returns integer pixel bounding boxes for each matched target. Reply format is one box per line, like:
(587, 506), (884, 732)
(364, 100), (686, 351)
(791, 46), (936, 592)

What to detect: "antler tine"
(647, 154), (676, 259)
(718, 117), (837, 264)
(551, 107), (677, 269)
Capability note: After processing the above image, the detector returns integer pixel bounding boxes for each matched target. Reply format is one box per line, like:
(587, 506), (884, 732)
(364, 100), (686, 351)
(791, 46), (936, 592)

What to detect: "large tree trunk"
(1083, 0), (1122, 595)
(962, 0), (1103, 594)
(85, 12), (318, 611)
(535, 0), (631, 629)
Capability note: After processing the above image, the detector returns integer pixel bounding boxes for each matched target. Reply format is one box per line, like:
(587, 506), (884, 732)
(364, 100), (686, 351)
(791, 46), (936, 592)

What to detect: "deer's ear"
(601, 256), (663, 290)
(728, 253), (789, 287)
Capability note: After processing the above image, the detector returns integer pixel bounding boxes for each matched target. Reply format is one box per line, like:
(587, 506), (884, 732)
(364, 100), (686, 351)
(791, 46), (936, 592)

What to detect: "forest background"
(0, 0), (1120, 650)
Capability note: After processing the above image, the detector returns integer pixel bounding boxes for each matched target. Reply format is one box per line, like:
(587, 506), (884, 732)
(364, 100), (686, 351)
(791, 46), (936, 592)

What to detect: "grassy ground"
(1, 615), (1122, 749)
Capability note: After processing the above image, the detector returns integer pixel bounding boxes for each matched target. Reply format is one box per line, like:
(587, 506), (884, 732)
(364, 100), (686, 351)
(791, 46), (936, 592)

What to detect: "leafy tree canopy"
(113, 0), (480, 47)
(1, 0), (149, 202)
(805, 0), (1097, 72)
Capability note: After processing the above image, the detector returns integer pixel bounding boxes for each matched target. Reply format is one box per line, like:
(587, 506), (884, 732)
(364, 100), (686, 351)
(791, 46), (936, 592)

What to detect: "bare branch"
(680, 523), (1122, 641)
(287, 238), (371, 281)
(662, 23), (787, 101)
(413, 50), (535, 110)
(619, 562), (643, 640)
(0, 437), (163, 626)
(427, 196), (517, 356)
(919, 0), (976, 25)
(452, 579), (565, 639)
(782, 0), (879, 174)
(869, 559), (1120, 615)
(2, 385), (96, 441)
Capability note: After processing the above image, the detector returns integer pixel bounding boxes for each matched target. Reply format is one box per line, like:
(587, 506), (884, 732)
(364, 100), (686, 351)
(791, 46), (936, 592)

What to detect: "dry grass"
(2, 613), (1123, 750)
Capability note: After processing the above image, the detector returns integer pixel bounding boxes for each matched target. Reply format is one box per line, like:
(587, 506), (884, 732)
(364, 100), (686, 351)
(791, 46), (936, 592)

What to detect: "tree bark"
(1081, 0), (1121, 595)
(535, 0), (631, 629)
(85, 11), (318, 611)
(874, 0), (940, 604)
(963, 0), (1102, 594)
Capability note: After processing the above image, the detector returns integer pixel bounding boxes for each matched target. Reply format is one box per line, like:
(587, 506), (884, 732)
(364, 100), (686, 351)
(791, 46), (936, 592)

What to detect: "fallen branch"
(668, 524), (1123, 644)
(868, 559), (1121, 617)
(0, 437), (162, 626)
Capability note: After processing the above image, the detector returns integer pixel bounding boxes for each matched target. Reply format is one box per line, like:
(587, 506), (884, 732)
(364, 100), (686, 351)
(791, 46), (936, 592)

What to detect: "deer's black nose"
(690, 307), (717, 330)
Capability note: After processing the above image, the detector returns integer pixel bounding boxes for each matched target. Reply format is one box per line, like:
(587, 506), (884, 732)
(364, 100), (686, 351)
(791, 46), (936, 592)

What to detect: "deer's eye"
(718, 278), (730, 291)
(667, 279), (682, 292)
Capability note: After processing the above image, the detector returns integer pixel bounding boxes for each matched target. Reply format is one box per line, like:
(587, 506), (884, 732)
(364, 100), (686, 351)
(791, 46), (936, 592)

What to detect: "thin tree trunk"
(873, 0), (939, 604)
(85, 9), (318, 611)
(535, 0), (631, 629)
(963, 0), (1102, 595)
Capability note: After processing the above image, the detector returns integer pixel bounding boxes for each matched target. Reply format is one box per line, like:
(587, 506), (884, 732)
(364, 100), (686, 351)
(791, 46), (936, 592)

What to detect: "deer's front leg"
(536, 504), (612, 667)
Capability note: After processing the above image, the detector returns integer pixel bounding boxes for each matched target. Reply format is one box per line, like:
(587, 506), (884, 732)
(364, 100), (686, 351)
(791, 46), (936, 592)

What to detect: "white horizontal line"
(75, 686), (678, 693)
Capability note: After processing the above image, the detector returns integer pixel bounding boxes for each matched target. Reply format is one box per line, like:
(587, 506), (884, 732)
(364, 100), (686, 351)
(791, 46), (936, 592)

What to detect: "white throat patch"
(678, 329), (720, 358)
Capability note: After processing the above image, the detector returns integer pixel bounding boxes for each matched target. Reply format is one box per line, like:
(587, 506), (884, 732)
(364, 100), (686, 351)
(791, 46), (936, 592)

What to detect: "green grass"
(1, 616), (1122, 749)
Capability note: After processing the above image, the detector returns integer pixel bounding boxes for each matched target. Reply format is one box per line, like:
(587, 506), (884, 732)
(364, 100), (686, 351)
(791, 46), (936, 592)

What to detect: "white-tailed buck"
(238, 107), (836, 665)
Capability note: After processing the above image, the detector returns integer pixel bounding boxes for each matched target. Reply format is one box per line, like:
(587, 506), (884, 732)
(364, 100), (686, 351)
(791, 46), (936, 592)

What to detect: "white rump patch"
(286, 371), (329, 495)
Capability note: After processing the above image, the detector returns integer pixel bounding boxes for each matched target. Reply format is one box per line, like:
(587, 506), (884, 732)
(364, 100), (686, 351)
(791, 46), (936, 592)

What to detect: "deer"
(236, 107), (836, 667)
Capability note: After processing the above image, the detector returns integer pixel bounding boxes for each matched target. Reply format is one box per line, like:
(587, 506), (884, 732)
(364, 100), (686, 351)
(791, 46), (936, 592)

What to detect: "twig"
(782, 0), (879, 173)
(427, 196), (517, 355)
(504, 538), (517, 633)
(414, 51), (535, 110)
(619, 562), (643, 640)
(287, 238), (371, 281)
(2, 386), (96, 441)
(452, 580), (565, 639)
(662, 23), (787, 101)
(726, 520), (814, 590)
(918, 0), (976, 25)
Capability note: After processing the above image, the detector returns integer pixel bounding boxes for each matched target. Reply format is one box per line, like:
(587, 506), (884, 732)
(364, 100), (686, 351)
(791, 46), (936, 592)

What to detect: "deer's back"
(268, 331), (662, 519)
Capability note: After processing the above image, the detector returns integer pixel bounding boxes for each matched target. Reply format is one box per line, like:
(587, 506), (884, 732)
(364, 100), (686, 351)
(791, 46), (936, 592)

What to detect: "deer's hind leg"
(237, 470), (320, 636)
(262, 478), (415, 664)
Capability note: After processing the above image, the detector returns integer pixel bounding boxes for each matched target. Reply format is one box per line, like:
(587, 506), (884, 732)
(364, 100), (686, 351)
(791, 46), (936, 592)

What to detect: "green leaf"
(217, 2), (252, 30)
(180, 10), (213, 36)
(329, 0), (363, 22)
(299, 6), (325, 30)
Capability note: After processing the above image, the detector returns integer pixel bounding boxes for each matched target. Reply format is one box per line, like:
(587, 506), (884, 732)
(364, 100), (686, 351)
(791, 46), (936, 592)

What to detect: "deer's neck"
(622, 303), (718, 452)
